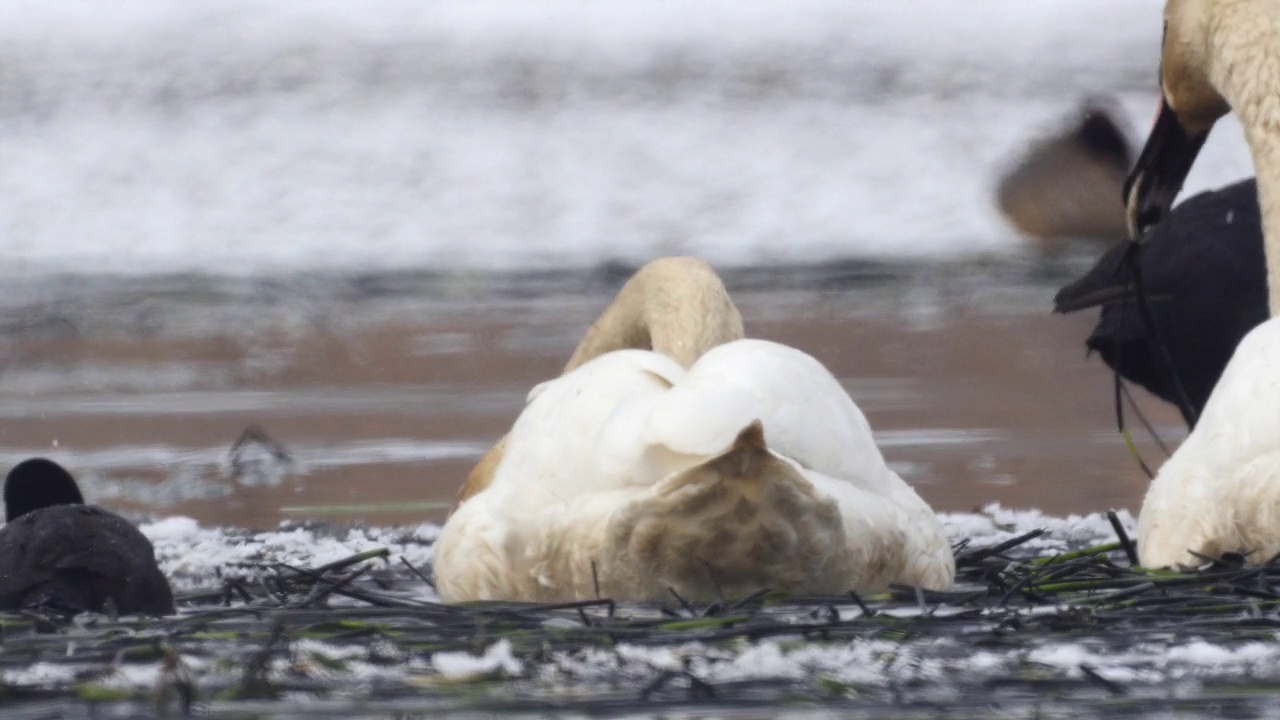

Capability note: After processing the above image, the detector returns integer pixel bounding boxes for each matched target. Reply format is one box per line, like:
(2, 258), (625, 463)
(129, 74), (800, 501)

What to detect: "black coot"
(1054, 179), (1265, 427)
(0, 458), (175, 615)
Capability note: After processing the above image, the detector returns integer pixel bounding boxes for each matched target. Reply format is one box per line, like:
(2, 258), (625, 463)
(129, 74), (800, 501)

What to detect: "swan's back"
(508, 340), (887, 497)
(646, 339), (954, 587)
(1138, 318), (1280, 567)
(1188, 319), (1280, 466)
(653, 339), (892, 492)
(495, 349), (687, 502)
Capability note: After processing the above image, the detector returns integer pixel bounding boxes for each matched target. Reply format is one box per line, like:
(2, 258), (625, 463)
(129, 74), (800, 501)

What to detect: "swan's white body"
(434, 338), (954, 601)
(1140, 319), (1280, 566)
(1135, 0), (1280, 566)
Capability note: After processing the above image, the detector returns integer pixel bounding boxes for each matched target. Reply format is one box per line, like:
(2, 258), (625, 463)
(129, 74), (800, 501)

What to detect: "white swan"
(433, 257), (954, 601)
(1125, 0), (1280, 567)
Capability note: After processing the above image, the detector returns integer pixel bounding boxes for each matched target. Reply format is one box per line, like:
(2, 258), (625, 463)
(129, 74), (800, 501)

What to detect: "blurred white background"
(0, 0), (1255, 277)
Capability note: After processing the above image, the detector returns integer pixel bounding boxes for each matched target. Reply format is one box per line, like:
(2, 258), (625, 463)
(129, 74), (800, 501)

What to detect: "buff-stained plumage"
(434, 257), (954, 601)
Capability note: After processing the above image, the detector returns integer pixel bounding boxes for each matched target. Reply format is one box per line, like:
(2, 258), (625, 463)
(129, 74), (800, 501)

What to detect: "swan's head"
(1125, 0), (1231, 238)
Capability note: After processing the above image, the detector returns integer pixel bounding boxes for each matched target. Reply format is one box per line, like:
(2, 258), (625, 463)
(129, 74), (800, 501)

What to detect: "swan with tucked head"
(1125, 0), (1280, 567)
(455, 257), (743, 506)
(434, 257), (954, 601)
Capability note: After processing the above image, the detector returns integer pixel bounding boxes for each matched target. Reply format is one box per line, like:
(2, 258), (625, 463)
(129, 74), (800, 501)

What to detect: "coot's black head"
(4, 458), (85, 522)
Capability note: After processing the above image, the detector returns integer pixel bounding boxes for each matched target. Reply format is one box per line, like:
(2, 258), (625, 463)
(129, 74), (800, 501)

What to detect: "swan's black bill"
(1124, 98), (1209, 240)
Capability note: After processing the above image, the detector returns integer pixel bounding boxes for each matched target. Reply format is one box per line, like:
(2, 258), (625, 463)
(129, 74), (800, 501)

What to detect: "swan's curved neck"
(1208, 3), (1280, 314)
(1251, 128), (1280, 316)
(564, 257), (745, 371)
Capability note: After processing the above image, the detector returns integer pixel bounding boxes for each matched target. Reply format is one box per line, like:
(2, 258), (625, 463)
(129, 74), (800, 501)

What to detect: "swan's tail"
(600, 421), (864, 600)
(705, 420), (768, 480)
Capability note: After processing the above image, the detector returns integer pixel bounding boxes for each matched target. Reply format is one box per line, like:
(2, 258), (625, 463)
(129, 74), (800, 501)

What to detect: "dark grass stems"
(1117, 379), (1172, 457)
(258, 577), (288, 605)
(667, 588), (696, 616)
(176, 577), (254, 606)
(1105, 509), (1146, 566)
(1120, 240), (1200, 427)
(522, 598), (617, 616)
(1228, 583), (1280, 601)
(235, 621), (287, 700)
(997, 562), (1086, 608)
(847, 591), (875, 617)
(1030, 541), (1124, 566)
(638, 670), (718, 702)
(274, 562), (424, 609)
(12, 542), (1280, 714)
(955, 529), (1047, 566)
(1087, 581), (1157, 606)
(727, 588), (772, 613)
(1114, 373), (1157, 479)
(292, 566), (372, 609)
(227, 578), (255, 605)
(1079, 664), (1128, 696)
(698, 558), (726, 604)
(399, 557), (436, 590)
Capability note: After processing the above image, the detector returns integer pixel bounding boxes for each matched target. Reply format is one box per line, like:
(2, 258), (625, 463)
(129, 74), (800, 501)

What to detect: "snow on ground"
(941, 504), (1137, 555)
(138, 503), (1127, 589)
(0, 504), (1265, 708)
(141, 515), (439, 588)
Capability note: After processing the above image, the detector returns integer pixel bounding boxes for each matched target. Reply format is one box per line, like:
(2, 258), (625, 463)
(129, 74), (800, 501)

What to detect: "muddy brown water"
(0, 266), (1181, 530)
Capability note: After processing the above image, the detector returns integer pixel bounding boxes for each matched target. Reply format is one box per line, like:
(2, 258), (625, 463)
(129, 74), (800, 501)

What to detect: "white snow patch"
(615, 643), (685, 673)
(432, 639), (523, 680)
(139, 517), (439, 589)
(1, 662), (78, 687)
(141, 515), (201, 542)
(1165, 641), (1280, 670)
(941, 504), (1137, 554)
(1028, 643), (1095, 670)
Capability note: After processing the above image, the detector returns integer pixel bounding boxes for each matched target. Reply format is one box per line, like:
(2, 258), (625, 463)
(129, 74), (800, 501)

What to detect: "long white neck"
(1208, 1), (1280, 315)
(563, 257), (745, 372)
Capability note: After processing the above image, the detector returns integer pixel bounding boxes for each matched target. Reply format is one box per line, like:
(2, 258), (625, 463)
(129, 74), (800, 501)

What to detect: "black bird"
(0, 458), (175, 615)
(1054, 178), (1265, 428)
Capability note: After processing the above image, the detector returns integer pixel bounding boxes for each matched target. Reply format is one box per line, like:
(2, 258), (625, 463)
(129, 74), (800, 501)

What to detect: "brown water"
(0, 265), (1182, 530)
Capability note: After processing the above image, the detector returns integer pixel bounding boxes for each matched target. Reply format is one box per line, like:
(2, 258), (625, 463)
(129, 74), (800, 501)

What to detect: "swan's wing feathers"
(504, 350), (685, 497)
(525, 379), (555, 405)
(1196, 318), (1280, 463)
(641, 380), (762, 457)
(686, 339), (891, 488)
(591, 379), (764, 488)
